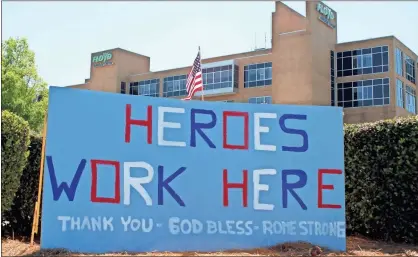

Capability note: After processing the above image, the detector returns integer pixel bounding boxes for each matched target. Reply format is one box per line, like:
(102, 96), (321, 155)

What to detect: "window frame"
(129, 79), (160, 97)
(396, 79), (404, 108)
(404, 55), (416, 84)
(248, 96), (272, 104)
(163, 75), (187, 97)
(202, 65), (234, 91)
(336, 45), (389, 77)
(406, 85), (417, 114)
(395, 48), (403, 76)
(244, 62), (272, 88)
(336, 77), (390, 108)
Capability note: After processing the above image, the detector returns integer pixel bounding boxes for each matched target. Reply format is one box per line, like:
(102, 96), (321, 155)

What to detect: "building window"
(396, 79), (404, 108)
(405, 55), (416, 84)
(222, 100), (234, 103)
(244, 62), (272, 88)
(331, 50), (335, 106)
(337, 78), (390, 108)
(337, 45), (389, 77)
(248, 96), (272, 104)
(395, 48), (403, 76)
(406, 85), (417, 114)
(129, 79), (160, 97)
(202, 65), (237, 91)
(163, 75), (187, 97)
(163, 65), (238, 97)
(120, 82), (126, 94)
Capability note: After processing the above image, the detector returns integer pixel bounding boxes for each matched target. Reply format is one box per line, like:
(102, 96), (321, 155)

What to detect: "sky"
(2, 1), (418, 87)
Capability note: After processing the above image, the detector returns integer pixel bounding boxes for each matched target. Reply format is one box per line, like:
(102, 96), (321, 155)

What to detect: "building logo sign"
(92, 52), (113, 68)
(316, 3), (336, 29)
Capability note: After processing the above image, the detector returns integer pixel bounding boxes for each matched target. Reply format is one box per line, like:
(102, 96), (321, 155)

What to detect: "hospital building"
(68, 1), (417, 124)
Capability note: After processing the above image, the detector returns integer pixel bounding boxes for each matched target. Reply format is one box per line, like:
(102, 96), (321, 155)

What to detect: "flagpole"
(199, 46), (204, 102)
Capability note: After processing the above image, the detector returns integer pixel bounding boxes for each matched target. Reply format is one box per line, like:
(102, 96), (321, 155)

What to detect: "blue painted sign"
(41, 86), (346, 253)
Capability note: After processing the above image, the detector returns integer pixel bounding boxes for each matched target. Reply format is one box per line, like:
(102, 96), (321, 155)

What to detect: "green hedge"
(345, 115), (418, 243)
(1, 110), (30, 215)
(5, 135), (43, 236)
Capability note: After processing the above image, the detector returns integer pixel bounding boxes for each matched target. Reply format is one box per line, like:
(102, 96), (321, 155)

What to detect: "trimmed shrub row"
(345, 116), (418, 243)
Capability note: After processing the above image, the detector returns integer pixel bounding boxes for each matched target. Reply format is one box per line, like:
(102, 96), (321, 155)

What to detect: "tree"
(1, 37), (48, 132)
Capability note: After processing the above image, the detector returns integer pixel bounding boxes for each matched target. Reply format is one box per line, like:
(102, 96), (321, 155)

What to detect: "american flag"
(183, 49), (203, 100)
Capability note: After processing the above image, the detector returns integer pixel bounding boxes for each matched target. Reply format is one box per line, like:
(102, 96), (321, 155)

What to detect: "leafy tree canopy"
(1, 37), (48, 132)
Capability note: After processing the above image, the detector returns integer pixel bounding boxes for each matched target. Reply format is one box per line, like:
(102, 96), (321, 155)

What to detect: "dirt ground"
(2, 236), (417, 256)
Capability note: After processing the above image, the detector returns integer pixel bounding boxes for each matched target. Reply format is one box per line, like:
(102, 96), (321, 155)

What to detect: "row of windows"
(198, 98), (272, 104)
(129, 79), (160, 97)
(223, 97), (272, 104)
(244, 62), (272, 88)
(123, 63), (267, 97)
(248, 96), (272, 104)
(162, 66), (240, 97)
(163, 75), (187, 97)
(122, 77), (408, 111)
(336, 78), (390, 108)
(337, 45), (389, 77)
(122, 52), (410, 110)
(202, 65), (238, 91)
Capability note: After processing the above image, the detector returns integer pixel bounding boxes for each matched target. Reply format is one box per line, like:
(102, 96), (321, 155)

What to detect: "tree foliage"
(3, 135), (43, 236)
(1, 37), (48, 132)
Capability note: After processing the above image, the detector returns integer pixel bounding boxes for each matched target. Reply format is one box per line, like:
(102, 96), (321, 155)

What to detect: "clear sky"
(2, 1), (418, 87)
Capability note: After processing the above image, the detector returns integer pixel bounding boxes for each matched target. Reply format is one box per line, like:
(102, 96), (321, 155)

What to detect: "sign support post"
(30, 114), (48, 246)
